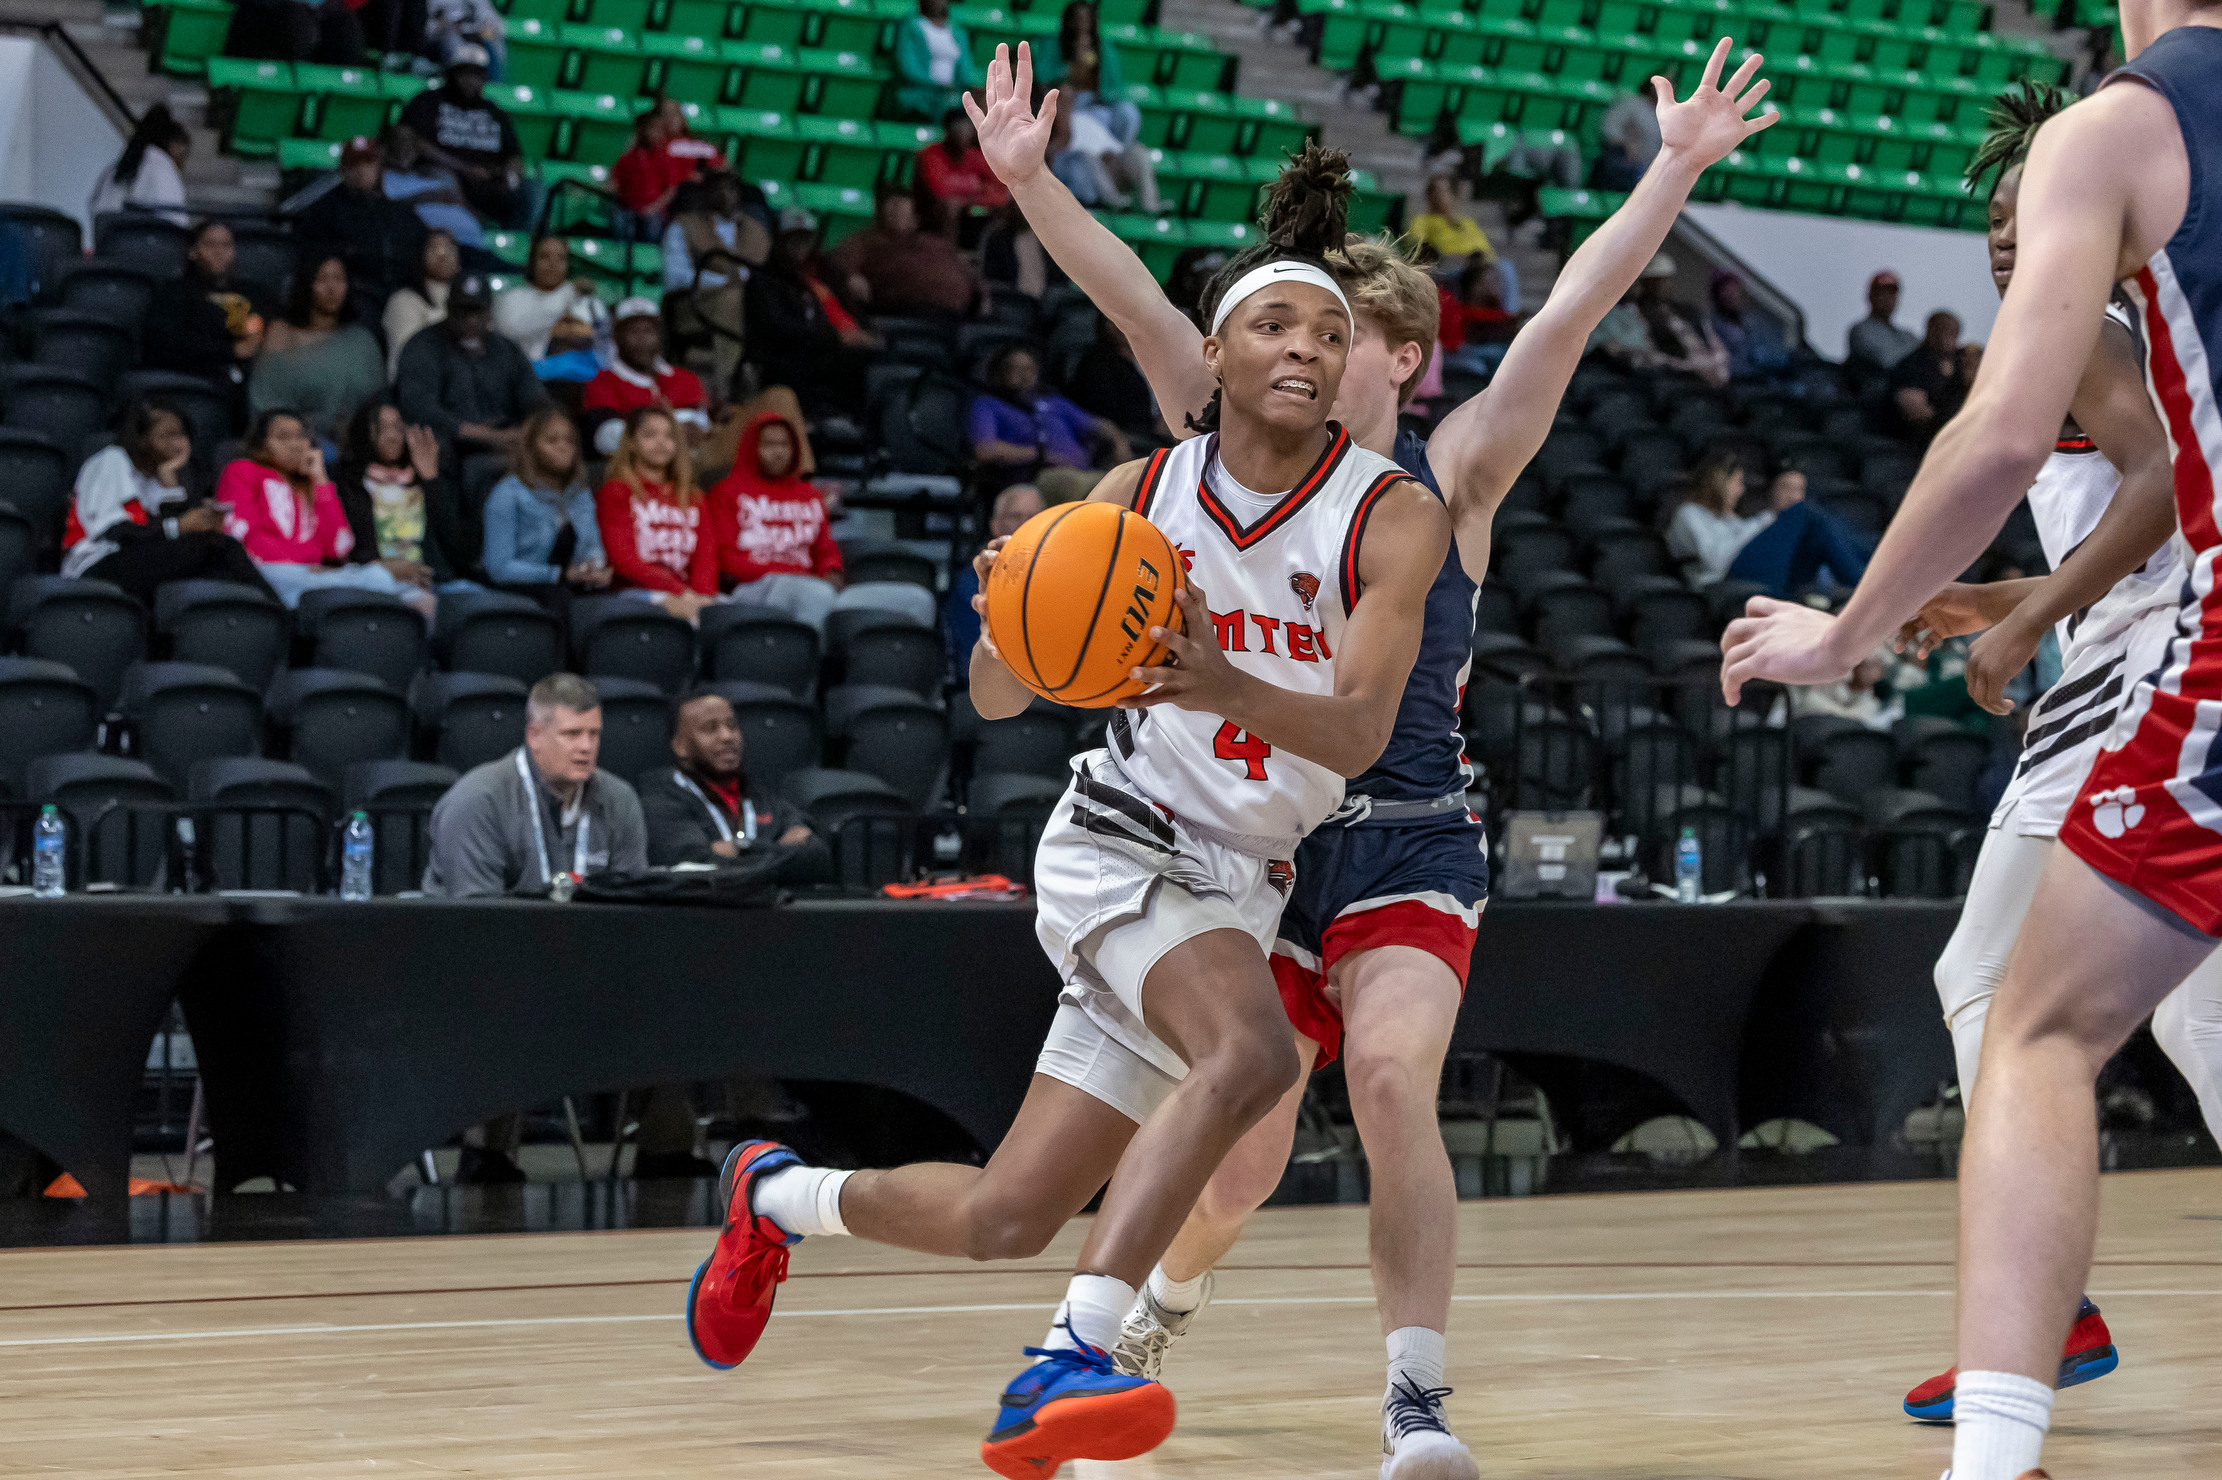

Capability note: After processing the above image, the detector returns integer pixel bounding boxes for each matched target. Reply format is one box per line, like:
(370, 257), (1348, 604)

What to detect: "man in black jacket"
(143, 221), (271, 429)
(295, 135), (428, 318)
(393, 274), (549, 499)
(639, 691), (832, 881)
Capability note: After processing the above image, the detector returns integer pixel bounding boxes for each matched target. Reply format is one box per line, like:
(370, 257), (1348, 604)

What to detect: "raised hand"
(404, 424), (442, 482)
(964, 42), (1060, 189)
(1653, 37), (1776, 170)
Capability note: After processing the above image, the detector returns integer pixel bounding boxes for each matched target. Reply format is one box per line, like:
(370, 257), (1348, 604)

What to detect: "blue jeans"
(1728, 501), (1872, 597)
(257, 561), (407, 609)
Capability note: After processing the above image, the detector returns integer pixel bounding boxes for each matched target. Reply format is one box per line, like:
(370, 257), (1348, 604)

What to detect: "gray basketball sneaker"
(1109, 1271), (1214, 1379)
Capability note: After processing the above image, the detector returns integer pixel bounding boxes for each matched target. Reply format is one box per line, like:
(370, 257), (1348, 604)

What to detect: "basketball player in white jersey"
(686, 148), (1454, 1479)
(1723, 4), (2222, 1474)
(966, 36), (1775, 1475)
(1883, 80), (2222, 1424)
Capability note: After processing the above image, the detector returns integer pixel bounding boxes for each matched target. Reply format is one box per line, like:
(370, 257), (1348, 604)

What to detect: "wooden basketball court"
(5, 1170), (2219, 1477)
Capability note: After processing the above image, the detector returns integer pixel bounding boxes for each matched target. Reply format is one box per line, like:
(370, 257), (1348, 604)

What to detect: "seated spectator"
(1065, 315), (1162, 443)
(394, 273), (552, 494)
(827, 187), (981, 320)
(296, 136), (431, 318)
(395, 47), (531, 230)
(969, 344), (1130, 502)
(979, 201), (1067, 301)
(1847, 269), (1920, 375)
(916, 107), (1010, 227)
(88, 104), (190, 226)
(640, 690), (830, 878)
(223, 0), (364, 64)
(421, 0), (506, 77)
(1593, 82), (1661, 191)
(493, 236), (603, 374)
(421, 672), (648, 898)
(1634, 256), (1727, 387)
(745, 213), (877, 417)
(62, 400), (276, 604)
(249, 254), (387, 448)
(334, 399), (477, 594)
(1047, 96), (1160, 214)
(221, 410), (434, 615)
(663, 172), (770, 395)
(1889, 310), (1970, 444)
(144, 221), (270, 425)
(595, 406), (718, 619)
(1790, 651), (1901, 732)
(1666, 456), (1869, 597)
(1709, 271), (1794, 383)
(380, 122), (489, 250)
(582, 298), (713, 455)
(1438, 258), (1519, 376)
(615, 95), (728, 233)
(1040, 1), (1141, 144)
(893, 0), (981, 121)
(1407, 173), (1515, 311)
(482, 406), (611, 603)
(946, 482), (1042, 674)
(707, 410), (842, 630)
(382, 227), (460, 376)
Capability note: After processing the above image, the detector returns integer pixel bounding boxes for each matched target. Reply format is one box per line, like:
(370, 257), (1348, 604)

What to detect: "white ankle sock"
(1040, 1274), (1137, 1356)
(749, 1165), (852, 1238)
(1147, 1265), (1210, 1314)
(1386, 1325), (1447, 1397)
(1951, 1369), (2053, 1480)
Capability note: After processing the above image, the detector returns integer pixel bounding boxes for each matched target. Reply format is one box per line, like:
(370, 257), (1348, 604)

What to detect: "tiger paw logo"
(2089, 785), (2146, 839)
(1267, 860), (1295, 894)
(1288, 572), (1319, 612)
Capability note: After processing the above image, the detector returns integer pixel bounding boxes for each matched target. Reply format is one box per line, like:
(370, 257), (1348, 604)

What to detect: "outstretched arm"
(1427, 37), (1775, 583)
(1123, 482), (1450, 776)
(968, 44), (1216, 433)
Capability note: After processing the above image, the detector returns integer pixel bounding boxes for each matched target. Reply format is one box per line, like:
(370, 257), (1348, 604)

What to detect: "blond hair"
(607, 405), (699, 507)
(1331, 233), (1440, 405)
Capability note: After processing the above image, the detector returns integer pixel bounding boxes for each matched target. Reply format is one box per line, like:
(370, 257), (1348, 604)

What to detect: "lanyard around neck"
(517, 749), (590, 885)
(671, 769), (756, 846)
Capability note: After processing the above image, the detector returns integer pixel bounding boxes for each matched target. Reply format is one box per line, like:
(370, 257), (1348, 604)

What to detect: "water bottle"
(1674, 826), (1702, 904)
(32, 805), (65, 899)
(340, 811), (374, 902)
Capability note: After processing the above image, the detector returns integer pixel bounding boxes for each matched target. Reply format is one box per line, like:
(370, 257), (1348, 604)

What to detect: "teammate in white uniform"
(684, 147), (1454, 1479)
(1881, 83), (2222, 1423)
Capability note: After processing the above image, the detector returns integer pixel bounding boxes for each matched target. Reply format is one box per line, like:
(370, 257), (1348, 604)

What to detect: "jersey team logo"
(1289, 572), (1320, 612)
(1267, 860), (1296, 894)
(2089, 785), (2147, 838)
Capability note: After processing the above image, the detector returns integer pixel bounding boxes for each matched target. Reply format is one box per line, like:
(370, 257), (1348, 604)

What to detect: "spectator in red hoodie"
(581, 297), (712, 454)
(611, 94), (727, 234)
(594, 405), (717, 620)
(914, 106), (1008, 240)
(707, 409), (844, 631)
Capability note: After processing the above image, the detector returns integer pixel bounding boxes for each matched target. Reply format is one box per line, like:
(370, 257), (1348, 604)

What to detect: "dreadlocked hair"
(1965, 79), (2074, 201)
(1188, 142), (1357, 433)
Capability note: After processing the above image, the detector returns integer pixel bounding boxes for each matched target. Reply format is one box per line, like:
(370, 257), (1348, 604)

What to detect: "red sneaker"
(1902, 1299), (2117, 1420)
(686, 1140), (804, 1370)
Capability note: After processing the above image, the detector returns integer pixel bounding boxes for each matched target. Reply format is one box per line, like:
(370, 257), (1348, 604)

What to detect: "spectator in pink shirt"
(221, 410), (435, 617)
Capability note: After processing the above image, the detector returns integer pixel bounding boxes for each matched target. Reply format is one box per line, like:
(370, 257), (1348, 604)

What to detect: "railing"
(88, 800), (332, 893)
(0, 14), (137, 131)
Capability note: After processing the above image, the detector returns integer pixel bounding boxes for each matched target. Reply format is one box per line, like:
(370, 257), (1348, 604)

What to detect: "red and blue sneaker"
(979, 1330), (1177, 1480)
(1903, 1297), (2117, 1421)
(685, 1140), (803, 1371)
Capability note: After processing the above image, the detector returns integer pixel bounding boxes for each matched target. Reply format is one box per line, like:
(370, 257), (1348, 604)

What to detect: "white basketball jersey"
(1102, 424), (1415, 857)
(2024, 305), (2186, 663)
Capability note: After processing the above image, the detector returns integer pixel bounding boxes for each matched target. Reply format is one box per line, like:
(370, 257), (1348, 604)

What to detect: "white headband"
(1208, 259), (1353, 337)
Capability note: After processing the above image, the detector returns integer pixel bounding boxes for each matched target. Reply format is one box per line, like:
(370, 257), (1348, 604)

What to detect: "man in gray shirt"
(1846, 269), (1921, 373)
(422, 672), (649, 896)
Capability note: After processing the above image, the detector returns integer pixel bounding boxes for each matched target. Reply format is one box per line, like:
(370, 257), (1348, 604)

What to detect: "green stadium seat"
(1105, 24), (1225, 90)
(563, 25), (646, 96)
(569, 235), (663, 289)
(1530, 0), (1584, 26)
(484, 83), (564, 160)
(811, 0), (890, 54)
(798, 48), (887, 117)
(1156, 88), (1238, 154)
(502, 0), (574, 24)
(504, 18), (571, 90)
(662, 0), (740, 38)
(1536, 184), (1623, 245)
(1457, 118), (1581, 177)
(873, 120), (937, 186)
(716, 108), (808, 180)
(798, 115), (881, 187)
(740, 0), (816, 47)
(727, 41), (807, 111)
(1103, 213), (1186, 277)
(790, 182), (876, 245)
(152, 0), (233, 78)
(298, 64), (390, 142)
(643, 32), (733, 107)
(483, 231), (535, 266)
(1231, 96), (1311, 158)
(1346, 170), (1398, 235)
(276, 137), (342, 172)
(208, 59), (300, 156)
(1305, 0), (1391, 72)
(1151, 149), (1251, 221)
(585, 0), (655, 29)
(954, 6), (1059, 67)
(1589, 0), (1646, 34)
(382, 71), (429, 106)
(537, 160), (619, 233)
(1476, 15), (1550, 73)
(556, 91), (645, 166)
(1183, 220), (1258, 261)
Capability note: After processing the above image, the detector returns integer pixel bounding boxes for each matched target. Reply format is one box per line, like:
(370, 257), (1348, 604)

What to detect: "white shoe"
(1381, 1378), (1479, 1480)
(1109, 1271), (1213, 1379)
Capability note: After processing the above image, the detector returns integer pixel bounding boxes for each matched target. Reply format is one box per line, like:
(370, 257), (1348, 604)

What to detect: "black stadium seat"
(827, 686), (948, 809)
(345, 759), (458, 812)
(706, 686), (820, 792)
(0, 431), (71, 540)
(8, 575), (146, 711)
(1812, 729), (1898, 808)
(0, 204), (82, 301)
(1526, 580), (1615, 649)
(227, 222), (297, 299)
(296, 587), (428, 693)
(25, 752), (172, 888)
(782, 766), (915, 885)
(841, 544), (939, 591)
(972, 710), (1074, 781)
(120, 661), (262, 788)
(33, 311), (136, 386)
(0, 500), (34, 588)
(155, 579), (289, 691)
(840, 617), (943, 697)
(185, 757), (331, 892)
(825, 600), (931, 655)
(571, 595), (696, 693)
(0, 656), (99, 797)
(587, 674), (675, 788)
(1623, 584), (1709, 655)
(411, 671), (529, 772)
(702, 604), (819, 694)
(435, 588), (564, 686)
(55, 262), (157, 332)
(1474, 581), (1517, 635)
(0, 370), (106, 464)
(265, 668), (410, 789)
(93, 211), (190, 278)
(345, 759), (458, 893)
(1493, 524), (1577, 587)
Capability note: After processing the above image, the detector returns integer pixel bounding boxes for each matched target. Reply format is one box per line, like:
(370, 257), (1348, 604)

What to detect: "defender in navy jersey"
(968, 37), (1778, 1475)
(1721, 11), (2222, 1475)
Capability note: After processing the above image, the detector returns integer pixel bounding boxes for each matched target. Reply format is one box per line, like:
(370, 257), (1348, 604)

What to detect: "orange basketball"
(983, 502), (1188, 708)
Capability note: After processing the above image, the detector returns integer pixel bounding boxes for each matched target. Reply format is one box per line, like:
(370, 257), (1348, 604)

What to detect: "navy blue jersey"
(1343, 428), (1479, 801)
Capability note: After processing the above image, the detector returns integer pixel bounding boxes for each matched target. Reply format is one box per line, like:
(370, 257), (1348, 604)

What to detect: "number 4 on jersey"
(1213, 722), (1272, 780)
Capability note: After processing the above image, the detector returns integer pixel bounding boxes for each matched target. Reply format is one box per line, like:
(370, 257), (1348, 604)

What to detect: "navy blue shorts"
(1271, 810), (1490, 1065)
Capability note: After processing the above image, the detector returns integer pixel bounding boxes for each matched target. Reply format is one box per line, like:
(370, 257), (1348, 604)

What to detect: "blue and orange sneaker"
(979, 1331), (1177, 1480)
(685, 1140), (803, 1371)
(1902, 1297), (2117, 1421)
